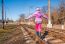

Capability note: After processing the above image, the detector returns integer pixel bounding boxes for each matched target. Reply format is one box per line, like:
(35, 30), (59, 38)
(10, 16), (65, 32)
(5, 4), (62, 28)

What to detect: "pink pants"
(35, 23), (42, 32)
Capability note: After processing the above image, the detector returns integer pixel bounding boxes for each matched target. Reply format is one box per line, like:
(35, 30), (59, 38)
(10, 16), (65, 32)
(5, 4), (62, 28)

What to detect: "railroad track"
(3, 24), (65, 44)
(21, 24), (65, 44)
(21, 24), (48, 44)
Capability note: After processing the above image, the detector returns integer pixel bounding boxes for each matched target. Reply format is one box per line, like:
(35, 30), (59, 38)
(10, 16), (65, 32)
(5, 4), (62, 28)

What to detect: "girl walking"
(27, 7), (48, 39)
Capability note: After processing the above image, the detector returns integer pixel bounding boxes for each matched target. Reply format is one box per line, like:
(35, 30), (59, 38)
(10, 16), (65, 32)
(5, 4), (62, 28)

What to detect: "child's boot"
(41, 31), (48, 40)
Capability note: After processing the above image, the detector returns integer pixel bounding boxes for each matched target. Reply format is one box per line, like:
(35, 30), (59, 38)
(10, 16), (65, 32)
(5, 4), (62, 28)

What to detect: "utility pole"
(47, 0), (52, 28)
(5, 10), (6, 25)
(2, 0), (4, 29)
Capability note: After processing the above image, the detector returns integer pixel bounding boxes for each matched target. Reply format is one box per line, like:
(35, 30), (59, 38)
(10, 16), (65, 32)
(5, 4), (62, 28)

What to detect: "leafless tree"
(58, 0), (65, 24)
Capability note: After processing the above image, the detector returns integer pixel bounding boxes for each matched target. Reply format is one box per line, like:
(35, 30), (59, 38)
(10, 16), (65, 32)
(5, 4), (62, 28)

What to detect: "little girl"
(27, 7), (48, 39)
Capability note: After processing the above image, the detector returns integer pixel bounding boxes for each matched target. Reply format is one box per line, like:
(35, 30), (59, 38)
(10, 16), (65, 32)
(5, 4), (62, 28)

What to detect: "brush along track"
(3, 25), (24, 44)
(3, 24), (65, 44)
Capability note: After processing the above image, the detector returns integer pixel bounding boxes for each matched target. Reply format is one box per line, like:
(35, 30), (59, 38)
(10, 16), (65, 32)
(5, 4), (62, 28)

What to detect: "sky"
(0, 0), (60, 21)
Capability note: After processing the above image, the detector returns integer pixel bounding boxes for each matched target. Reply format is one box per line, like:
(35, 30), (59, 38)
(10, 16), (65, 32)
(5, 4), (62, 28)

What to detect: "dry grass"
(0, 24), (17, 44)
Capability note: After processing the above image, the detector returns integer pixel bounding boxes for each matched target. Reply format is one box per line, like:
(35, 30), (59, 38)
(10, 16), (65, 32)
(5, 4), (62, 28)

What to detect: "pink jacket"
(28, 11), (48, 23)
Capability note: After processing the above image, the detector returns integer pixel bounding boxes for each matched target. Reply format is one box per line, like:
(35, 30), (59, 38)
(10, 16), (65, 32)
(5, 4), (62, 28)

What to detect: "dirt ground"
(1, 24), (65, 44)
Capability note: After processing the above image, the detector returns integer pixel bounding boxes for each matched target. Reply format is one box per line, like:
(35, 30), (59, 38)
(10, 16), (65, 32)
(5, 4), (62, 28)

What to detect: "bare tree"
(41, 6), (48, 13)
(51, 8), (58, 24)
(19, 14), (25, 24)
(58, 0), (65, 24)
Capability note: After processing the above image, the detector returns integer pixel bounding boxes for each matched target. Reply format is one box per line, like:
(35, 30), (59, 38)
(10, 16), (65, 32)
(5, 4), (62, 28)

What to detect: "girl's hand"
(43, 15), (48, 20)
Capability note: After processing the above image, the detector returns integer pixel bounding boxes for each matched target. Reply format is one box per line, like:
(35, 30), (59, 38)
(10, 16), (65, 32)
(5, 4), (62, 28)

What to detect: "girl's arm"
(27, 14), (35, 19)
(27, 12), (36, 19)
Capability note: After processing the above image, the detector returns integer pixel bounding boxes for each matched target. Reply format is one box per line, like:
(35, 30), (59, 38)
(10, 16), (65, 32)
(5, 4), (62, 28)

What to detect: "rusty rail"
(21, 24), (46, 44)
